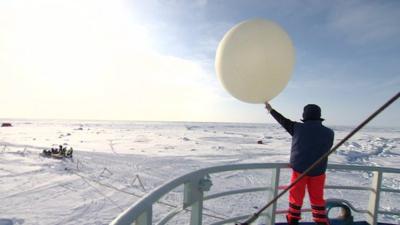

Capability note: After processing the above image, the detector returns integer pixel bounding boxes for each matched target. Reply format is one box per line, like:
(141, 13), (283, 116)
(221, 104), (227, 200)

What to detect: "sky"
(0, 0), (399, 127)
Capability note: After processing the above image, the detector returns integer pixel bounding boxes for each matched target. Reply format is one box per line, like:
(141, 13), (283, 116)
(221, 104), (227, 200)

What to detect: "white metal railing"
(109, 163), (400, 225)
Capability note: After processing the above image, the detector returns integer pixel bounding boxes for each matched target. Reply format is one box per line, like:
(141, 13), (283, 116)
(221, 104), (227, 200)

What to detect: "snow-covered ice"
(0, 120), (399, 224)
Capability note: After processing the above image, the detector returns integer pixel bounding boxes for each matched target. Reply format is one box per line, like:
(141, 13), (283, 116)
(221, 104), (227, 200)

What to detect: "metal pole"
(237, 91), (400, 225)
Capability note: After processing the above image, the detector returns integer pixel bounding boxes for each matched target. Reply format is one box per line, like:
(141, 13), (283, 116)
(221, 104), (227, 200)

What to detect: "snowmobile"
(40, 147), (73, 159)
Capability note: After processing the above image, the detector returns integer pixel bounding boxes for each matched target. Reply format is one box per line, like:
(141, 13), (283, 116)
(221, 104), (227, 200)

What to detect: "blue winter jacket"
(270, 109), (334, 176)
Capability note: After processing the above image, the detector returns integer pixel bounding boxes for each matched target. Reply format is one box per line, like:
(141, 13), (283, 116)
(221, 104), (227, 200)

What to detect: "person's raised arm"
(265, 102), (295, 136)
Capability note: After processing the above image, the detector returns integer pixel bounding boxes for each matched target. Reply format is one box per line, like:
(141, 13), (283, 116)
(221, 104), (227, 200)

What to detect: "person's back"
(291, 121), (334, 176)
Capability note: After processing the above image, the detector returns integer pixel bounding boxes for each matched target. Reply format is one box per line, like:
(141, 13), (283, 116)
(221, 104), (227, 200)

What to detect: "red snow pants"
(287, 170), (329, 224)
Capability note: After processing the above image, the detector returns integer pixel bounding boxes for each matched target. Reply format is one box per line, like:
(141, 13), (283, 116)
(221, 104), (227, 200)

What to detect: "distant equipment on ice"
(215, 19), (295, 103)
(1, 122), (12, 127)
(41, 145), (73, 159)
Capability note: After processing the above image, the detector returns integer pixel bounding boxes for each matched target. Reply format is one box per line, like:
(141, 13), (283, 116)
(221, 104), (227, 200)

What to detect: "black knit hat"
(301, 104), (324, 122)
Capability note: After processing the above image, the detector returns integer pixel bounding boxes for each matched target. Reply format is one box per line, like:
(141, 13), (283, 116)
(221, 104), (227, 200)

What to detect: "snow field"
(0, 120), (399, 224)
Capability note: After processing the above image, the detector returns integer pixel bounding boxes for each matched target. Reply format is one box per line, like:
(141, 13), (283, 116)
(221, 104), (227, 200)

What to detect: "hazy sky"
(0, 0), (399, 126)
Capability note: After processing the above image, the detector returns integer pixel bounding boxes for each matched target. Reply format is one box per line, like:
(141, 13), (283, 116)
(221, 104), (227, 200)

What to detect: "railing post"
(184, 175), (212, 225)
(366, 171), (382, 225)
(257, 168), (280, 225)
(136, 207), (153, 225)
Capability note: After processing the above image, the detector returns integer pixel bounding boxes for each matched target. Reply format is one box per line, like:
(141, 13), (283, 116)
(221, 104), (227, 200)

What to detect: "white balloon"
(215, 19), (295, 103)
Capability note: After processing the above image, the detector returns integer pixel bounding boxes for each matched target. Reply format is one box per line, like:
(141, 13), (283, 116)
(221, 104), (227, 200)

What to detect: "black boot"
(286, 216), (299, 225)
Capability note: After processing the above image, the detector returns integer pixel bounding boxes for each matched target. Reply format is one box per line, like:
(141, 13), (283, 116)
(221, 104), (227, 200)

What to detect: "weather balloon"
(215, 19), (295, 103)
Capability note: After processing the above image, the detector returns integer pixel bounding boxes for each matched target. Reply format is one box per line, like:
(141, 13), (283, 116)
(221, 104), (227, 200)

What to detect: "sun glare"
(0, 0), (222, 120)
(5, 0), (152, 88)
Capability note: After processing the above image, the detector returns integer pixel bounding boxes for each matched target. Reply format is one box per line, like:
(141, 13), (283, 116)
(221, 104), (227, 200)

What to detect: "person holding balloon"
(216, 19), (334, 225)
(265, 102), (334, 225)
(216, 19), (398, 225)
